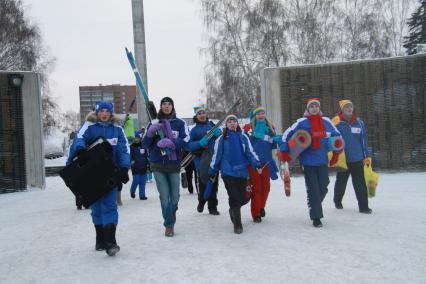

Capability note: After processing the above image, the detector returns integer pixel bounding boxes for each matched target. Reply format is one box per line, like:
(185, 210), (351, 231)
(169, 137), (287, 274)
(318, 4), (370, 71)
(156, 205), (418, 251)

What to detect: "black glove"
(74, 148), (87, 161)
(120, 168), (129, 184)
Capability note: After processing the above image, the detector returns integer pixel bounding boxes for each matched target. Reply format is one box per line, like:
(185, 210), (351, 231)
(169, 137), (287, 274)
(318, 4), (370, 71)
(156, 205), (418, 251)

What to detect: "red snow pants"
(248, 165), (270, 218)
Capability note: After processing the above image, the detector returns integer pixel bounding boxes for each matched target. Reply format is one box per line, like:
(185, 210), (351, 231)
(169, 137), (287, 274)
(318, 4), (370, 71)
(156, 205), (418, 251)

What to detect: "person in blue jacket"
(129, 135), (149, 200)
(209, 114), (262, 234)
(332, 100), (372, 214)
(186, 105), (221, 215)
(243, 106), (281, 223)
(278, 98), (341, 228)
(142, 97), (189, 237)
(67, 100), (130, 256)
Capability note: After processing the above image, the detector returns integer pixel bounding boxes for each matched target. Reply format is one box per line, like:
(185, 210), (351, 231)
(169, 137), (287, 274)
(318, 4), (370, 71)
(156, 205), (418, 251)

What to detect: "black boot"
(253, 216), (262, 223)
(313, 219), (323, 228)
(95, 225), (105, 251)
(229, 208), (235, 224)
(209, 208), (220, 215)
(260, 208), (266, 217)
(103, 224), (120, 256)
(335, 202), (343, 209)
(197, 201), (205, 213)
(359, 208), (372, 214)
(233, 207), (243, 234)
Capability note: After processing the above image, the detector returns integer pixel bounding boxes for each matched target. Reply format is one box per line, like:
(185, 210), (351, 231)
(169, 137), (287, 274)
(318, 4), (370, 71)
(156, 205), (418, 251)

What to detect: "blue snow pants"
(90, 187), (118, 225)
(130, 173), (147, 198)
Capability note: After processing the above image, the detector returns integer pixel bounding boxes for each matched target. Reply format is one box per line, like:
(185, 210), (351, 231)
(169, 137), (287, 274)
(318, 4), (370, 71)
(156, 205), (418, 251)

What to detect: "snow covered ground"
(1, 172), (425, 284)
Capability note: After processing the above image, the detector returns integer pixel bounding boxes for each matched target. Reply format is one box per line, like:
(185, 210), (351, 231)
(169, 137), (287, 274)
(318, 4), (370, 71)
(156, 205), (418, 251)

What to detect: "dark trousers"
(198, 176), (219, 210)
(185, 162), (198, 193)
(303, 165), (329, 220)
(334, 160), (369, 210)
(222, 176), (248, 209)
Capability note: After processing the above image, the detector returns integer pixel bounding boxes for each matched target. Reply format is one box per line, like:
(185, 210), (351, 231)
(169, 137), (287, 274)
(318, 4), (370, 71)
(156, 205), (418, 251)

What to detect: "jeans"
(130, 173), (147, 198)
(153, 171), (180, 228)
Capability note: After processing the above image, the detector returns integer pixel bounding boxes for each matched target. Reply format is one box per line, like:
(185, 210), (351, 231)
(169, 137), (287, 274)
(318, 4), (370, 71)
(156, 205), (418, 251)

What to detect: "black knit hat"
(160, 97), (174, 107)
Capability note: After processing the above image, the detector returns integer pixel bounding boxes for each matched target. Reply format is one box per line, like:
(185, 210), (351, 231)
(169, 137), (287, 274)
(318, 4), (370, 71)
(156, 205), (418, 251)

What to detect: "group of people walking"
(67, 96), (373, 256)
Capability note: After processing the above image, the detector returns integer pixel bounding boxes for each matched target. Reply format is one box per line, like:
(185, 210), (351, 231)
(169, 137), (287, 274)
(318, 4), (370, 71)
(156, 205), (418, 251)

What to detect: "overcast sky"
(22, 0), (206, 117)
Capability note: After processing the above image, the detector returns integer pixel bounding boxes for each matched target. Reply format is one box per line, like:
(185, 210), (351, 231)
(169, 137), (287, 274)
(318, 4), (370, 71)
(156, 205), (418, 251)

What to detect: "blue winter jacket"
(280, 116), (341, 166)
(187, 119), (217, 170)
(243, 123), (279, 180)
(209, 130), (261, 179)
(142, 116), (189, 167)
(333, 116), (369, 163)
(67, 113), (130, 169)
(130, 143), (149, 174)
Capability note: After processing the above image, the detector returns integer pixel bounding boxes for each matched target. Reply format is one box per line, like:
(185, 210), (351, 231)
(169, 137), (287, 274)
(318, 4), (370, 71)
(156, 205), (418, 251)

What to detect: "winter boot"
(260, 208), (266, 217)
(130, 192), (135, 199)
(359, 208), (372, 214)
(197, 201), (205, 213)
(95, 225), (105, 251)
(165, 226), (174, 237)
(335, 202), (343, 209)
(103, 224), (120, 256)
(116, 191), (123, 206)
(229, 208), (235, 224)
(209, 208), (220, 215)
(253, 216), (262, 223)
(233, 207), (243, 234)
(313, 219), (323, 228)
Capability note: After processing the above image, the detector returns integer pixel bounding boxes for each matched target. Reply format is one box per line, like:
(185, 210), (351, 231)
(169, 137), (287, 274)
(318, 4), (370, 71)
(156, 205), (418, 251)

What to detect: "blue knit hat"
(194, 105), (206, 115)
(95, 101), (113, 114)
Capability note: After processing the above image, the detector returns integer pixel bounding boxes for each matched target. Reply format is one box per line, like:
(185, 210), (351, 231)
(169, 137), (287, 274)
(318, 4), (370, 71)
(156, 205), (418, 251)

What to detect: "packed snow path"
(1, 173), (425, 283)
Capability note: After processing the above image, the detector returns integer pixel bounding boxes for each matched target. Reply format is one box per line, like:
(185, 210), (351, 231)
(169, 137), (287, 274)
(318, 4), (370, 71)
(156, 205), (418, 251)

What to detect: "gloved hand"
(75, 148), (87, 161)
(212, 128), (222, 137)
(120, 168), (129, 184)
(277, 151), (291, 162)
(273, 134), (282, 144)
(157, 138), (175, 150)
(199, 136), (209, 147)
(329, 152), (340, 166)
(364, 157), (372, 167)
(146, 123), (162, 138)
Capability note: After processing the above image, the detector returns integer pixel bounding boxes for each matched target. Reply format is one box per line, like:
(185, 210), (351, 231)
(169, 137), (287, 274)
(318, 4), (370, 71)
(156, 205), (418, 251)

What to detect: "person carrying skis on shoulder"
(142, 97), (189, 237)
(332, 100), (372, 214)
(129, 135), (149, 200)
(67, 100), (130, 256)
(186, 105), (222, 215)
(278, 98), (341, 228)
(243, 106), (281, 223)
(209, 114), (262, 234)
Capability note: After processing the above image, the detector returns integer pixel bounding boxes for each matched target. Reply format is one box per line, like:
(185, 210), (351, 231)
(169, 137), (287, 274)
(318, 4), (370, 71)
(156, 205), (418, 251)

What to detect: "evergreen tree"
(403, 0), (426, 54)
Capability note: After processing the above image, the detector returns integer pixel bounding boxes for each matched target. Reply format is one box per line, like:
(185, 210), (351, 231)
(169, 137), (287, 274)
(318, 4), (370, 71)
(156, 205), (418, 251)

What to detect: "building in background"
(79, 84), (138, 122)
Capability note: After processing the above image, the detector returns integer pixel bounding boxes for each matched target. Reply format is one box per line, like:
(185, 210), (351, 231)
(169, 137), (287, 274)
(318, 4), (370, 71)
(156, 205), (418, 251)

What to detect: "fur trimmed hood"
(85, 111), (121, 124)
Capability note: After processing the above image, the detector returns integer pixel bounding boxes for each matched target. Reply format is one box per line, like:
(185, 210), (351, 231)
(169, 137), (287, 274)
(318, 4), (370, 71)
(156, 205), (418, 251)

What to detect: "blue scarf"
(253, 120), (268, 140)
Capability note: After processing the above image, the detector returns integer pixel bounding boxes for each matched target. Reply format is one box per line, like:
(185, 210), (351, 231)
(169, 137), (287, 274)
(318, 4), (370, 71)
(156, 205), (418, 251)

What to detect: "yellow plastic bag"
(328, 151), (348, 170)
(364, 164), (379, 198)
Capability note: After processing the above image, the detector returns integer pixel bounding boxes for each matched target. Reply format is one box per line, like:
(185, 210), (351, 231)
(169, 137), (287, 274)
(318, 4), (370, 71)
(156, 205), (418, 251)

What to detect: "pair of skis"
(125, 47), (169, 156)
